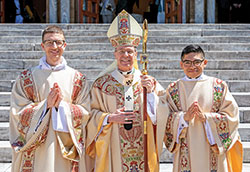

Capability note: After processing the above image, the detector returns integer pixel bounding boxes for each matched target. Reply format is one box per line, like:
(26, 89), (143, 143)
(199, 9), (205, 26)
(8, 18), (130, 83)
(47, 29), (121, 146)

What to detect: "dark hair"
(181, 45), (205, 60)
(42, 25), (65, 42)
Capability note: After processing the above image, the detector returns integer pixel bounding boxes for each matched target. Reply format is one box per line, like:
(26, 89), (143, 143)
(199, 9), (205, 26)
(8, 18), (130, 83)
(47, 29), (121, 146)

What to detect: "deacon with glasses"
(10, 25), (90, 172)
(163, 44), (243, 172)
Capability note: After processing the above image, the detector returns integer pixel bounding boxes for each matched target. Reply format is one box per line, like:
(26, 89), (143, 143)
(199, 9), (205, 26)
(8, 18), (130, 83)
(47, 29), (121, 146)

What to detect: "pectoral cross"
(126, 95), (132, 101)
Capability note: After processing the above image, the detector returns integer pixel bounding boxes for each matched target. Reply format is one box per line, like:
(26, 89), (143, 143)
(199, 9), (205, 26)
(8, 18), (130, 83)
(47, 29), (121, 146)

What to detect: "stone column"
(70, 0), (75, 23)
(207, 0), (215, 23)
(49, 0), (57, 23)
(46, 0), (49, 23)
(189, 0), (195, 23)
(182, 0), (186, 23)
(60, 0), (70, 23)
(195, 0), (204, 23)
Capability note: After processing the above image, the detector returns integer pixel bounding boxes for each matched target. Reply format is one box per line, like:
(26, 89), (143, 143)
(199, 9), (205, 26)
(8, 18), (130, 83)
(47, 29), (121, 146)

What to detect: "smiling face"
(41, 33), (66, 66)
(114, 46), (137, 72)
(180, 52), (208, 79)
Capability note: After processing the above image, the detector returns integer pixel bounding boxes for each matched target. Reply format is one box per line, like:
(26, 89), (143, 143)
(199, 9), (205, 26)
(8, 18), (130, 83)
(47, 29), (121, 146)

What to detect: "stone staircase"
(0, 24), (250, 171)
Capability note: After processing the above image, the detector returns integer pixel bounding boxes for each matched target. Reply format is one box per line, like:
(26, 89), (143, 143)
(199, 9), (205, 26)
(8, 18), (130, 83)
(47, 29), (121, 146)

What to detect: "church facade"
(1, 0), (249, 23)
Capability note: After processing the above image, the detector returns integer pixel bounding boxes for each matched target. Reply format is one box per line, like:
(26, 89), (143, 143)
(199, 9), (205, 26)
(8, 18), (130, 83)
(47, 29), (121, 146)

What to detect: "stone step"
(240, 107), (250, 123)
(1, 29), (250, 37)
(1, 36), (250, 44)
(1, 59), (250, 70)
(55, 24), (250, 31)
(0, 106), (249, 123)
(0, 122), (8, 140)
(0, 107), (9, 122)
(0, 141), (249, 163)
(1, 51), (250, 60)
(0, 69), (249, 81)
(0, 24), (250, 31)
(0, 163), (11, 172)
(203, 30), (250, 36)
(233, 93), (250, 107)
(240, 123), (250, 142)
(0, 141), (11, 163)
(235, 80), (250, 92)
(0, 81), (13, 92)
(1, 43), (250, 52)
(144, 36), (250, 44)
(0, 92), (10, 107)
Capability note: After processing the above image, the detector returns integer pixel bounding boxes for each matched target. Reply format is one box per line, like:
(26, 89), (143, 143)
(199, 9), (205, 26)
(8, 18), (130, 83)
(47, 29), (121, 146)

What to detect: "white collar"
(118, 68), (134, 75)
(182, 73), (208, 81)
(39, 56), (67, 71)
(111, 68), (141, 86)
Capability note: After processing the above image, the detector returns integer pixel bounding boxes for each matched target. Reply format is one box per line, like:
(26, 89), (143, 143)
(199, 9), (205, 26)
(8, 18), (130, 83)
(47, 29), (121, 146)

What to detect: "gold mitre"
(107, 10), (142, 48)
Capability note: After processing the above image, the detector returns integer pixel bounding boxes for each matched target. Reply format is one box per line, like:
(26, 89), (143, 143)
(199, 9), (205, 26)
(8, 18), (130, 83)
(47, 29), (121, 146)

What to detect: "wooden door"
(79, 0), (100, 23)
(165, 0), (182, 23)
(0, 0), (4, 23)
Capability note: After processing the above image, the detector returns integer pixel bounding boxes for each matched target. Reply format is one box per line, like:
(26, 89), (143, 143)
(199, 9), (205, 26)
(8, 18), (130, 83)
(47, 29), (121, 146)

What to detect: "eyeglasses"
(116, 50), (135, 55)
(182, 59), (204, 67)
(43, 40), (65, 47)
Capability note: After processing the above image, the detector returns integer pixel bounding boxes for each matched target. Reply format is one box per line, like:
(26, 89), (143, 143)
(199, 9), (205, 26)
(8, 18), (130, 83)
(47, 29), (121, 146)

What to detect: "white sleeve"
(34, 102), (48, 132)
(147, 92), (157, 124)
(177, 112), (189, 144)
(52, 101), (69, 133)
(203, 115), (215, 145)
(102, 114), (110, 126)
(95, 114), (110, 141)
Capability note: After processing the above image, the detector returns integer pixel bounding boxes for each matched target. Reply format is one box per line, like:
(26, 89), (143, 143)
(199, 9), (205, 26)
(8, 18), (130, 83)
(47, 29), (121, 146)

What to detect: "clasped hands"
(47, 83), (63, 109)
(184, 101), (206, 122)
(185, 102), (219, 153)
